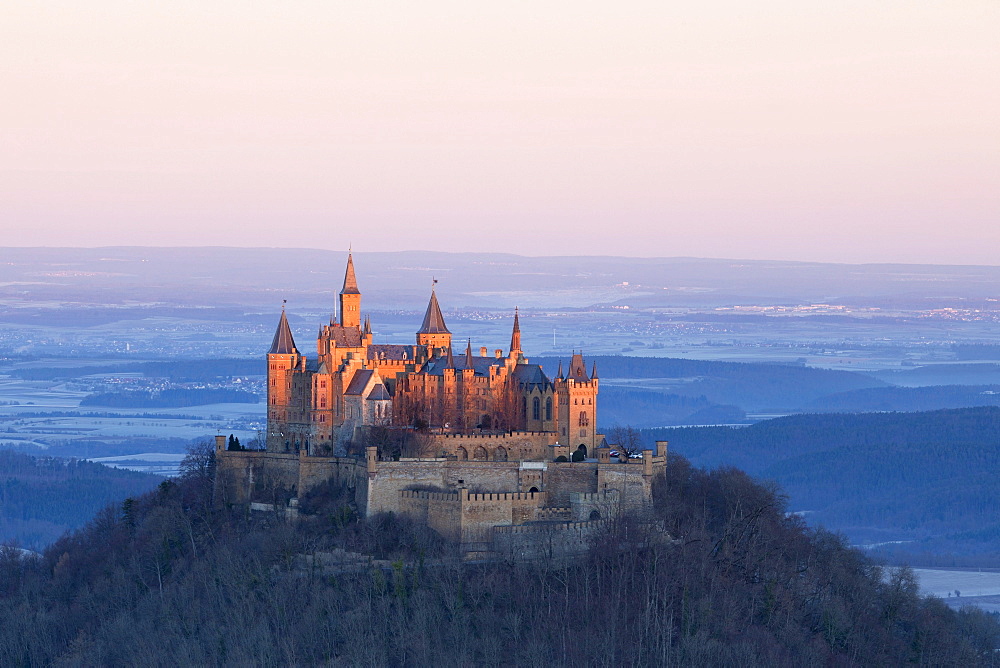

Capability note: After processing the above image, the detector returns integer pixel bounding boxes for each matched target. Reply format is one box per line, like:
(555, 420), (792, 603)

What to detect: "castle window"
(532, 397), (540, 420)
(320, 397), (327, 408)
(578, 411), (589, 427)
(545, 397), (552, 421)
(320, 380), (327, 389)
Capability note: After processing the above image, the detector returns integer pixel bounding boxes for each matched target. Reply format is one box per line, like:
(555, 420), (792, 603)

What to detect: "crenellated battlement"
(492, 519), (606, 535)
(465, 490), (544, 503)
(434, 431), (556, 441)
(400, 490), (460, 502)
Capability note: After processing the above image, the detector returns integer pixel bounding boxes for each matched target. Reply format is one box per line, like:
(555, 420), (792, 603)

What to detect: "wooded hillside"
(1, 447), (995, 664)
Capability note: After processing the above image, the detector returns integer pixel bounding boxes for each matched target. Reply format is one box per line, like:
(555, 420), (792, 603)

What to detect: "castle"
(265, 253), (599, 459)
(217, 254), (666, 556)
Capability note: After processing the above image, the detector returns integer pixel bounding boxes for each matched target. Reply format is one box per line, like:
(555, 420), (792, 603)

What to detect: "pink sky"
(1, 1), (998, 264)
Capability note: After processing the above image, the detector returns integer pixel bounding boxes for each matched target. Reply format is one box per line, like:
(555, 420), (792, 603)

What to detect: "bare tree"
(607, 424), (644, 458)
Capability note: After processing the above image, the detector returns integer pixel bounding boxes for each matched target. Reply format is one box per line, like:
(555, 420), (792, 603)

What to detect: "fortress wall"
(367, 460), (523, 516)
(398, 490), (462, 541)
(215, 450), (300, 503)
(427, 431), (557, 461)
(216, 450), (369, 510)
(598, 466), (654, 511)
(570, 490), (620, 522)
(492, 520), (606, 559)
(298, 456), (369, 514)
(459, 489), (548, 543)
(545, 462), (600, 505)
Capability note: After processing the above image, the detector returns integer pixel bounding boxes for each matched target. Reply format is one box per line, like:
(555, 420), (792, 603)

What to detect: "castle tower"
(267, 304), (300, 450)
(416, 288), (452, 352)
(554, 352), (599, 453)
(339, 253), (362, 329)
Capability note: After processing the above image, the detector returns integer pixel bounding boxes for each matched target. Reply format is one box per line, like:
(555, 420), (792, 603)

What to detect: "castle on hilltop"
(217, 253), (666, 557)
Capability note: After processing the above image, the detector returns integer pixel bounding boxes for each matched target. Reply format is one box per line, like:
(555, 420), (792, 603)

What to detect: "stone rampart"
(427, 431), (557, 461)
(398, 490), (463, 541)
(492, 520), (607, 558)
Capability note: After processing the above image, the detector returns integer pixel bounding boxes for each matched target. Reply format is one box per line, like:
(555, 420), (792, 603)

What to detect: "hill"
(646, 407), (1000, 560)
(0, 450), (162, 548)
(536, 355), (885, 419)
(1, 448), (995, 664)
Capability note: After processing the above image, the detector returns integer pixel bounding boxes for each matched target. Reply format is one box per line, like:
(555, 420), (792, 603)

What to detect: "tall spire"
(591, 361), (598, 379)
(339, 253), (362, 329)
(465, 338), (474, 368)
(341, 252), (360, 295)
(445, 346), (455, 369)
(268, 303), (297, 354)
(509, 307), (522, 356)
(363, 315), (372, 336)
(417, 289), (450, 334)
(556, 360), (564, 380)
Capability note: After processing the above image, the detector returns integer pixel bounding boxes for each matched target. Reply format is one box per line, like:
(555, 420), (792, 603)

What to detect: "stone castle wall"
(216, 449), (368, 514)
(425, 431), (558, 461)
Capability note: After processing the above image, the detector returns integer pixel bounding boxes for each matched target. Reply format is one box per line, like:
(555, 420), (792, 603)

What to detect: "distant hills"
(0, 450), (162, 548)
(4, 246), (1000, 310)
(648, 407), (1000, 561)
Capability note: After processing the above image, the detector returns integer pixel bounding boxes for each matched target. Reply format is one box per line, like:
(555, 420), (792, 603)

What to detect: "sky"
(1, 1), (998, 264)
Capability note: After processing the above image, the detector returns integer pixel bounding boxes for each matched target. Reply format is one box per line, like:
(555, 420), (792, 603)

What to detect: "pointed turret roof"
(341, 253), (360, 295)
(268, 306), (297, 354)
(363, 315), (372, 336)
(568, 353), (589, 381)
(465, 338), (474, 368)
(445, 346), (455, 369)
(510, 307), (521, 354)
(417, 289), (451, 334)
(556, 360), (564, 379)
(591, 361), (598, 379)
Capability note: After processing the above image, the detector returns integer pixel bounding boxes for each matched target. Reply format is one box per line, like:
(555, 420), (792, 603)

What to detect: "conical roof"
(510, 307), (521, 353)
(341, 253), (360, 295)
(268, 308), (297, 354)
(417, 290), (450, 334)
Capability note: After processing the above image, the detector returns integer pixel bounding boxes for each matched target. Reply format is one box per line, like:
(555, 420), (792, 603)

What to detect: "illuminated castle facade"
(265, 254), (600, 459)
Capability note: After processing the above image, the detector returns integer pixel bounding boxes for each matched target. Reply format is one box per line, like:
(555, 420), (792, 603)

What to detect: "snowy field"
(902, 569), (1000, 613)
(88, 452), (187, 477)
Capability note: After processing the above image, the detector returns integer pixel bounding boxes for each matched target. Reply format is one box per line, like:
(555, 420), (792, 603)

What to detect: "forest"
(1, 446), (997, 665)
(0, 450), (161, 547)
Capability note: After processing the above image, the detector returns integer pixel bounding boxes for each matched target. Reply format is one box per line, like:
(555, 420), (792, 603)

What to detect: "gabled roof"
(268, 308), (297, 354)
(341, 253), (360, 295)
(366, 384), (391, 401)
(513, 364), (552, 390)
(417, 290), (450, 334)
(345, 369), (374, 396)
